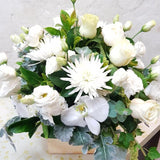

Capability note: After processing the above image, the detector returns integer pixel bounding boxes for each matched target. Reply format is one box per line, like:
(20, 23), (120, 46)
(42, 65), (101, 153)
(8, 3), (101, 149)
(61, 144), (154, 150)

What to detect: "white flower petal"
(80, 96), (109, 122)
(85, 116), (100, 135)
(61, 107), (86, 127)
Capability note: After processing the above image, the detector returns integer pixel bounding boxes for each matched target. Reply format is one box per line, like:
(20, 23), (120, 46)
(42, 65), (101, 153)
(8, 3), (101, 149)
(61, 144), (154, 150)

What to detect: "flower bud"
(71, 0), (76, 5)
(113, 14), (119, 23)
(20, 95), (34, 105)
(151, 55), (160, 64)
(61, 38), (68, 52)
(10, 34), (22, 44)
(21, 26), (29, 34)
(123, 21), (132, 31)
(56, 57), (67, 66)
(0, 52), (8, 65)
(141, 20), (156, 32)
(19, 33), (26, 41)
(150, 73), (159, 80)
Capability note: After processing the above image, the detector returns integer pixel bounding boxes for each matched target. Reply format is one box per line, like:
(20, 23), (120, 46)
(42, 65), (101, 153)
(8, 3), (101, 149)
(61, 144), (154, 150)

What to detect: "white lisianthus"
(134, 41), (146, 58)
(0, 64), (21, 97)
(79, 14), (99, 39)
(109, 39), (136, 67)
(61, 96), (109, 135)
(112, 68), (143, 98)
(102, 22), (125, 46)
(61, 54), (112, 102)
(123, 21), (132, 31)
(26, 25), (44, 47)
(150, 61), (160, 81)
(144, 81), (160, 102)
(32, 85), (67, 116)
(0, 52), (8, 65)
(130, 98), (160, 124)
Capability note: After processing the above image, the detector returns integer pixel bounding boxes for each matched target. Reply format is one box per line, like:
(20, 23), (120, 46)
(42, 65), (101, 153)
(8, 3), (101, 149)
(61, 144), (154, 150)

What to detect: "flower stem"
(140, 147), (147, 157)
(132, 30), (142, 39)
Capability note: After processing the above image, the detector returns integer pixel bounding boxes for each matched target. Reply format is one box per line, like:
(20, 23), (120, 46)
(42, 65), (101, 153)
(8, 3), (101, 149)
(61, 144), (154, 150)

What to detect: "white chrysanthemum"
(26, 36), (65, 61)
(61, 55), (112, 102)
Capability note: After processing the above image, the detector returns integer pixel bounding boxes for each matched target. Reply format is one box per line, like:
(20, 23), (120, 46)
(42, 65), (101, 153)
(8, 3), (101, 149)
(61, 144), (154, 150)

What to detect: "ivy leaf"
(45, 27), (61, 36)
(95, 135), (127, 160)
(54, 124), (75, 142)
(20, 66), (43, 86)
(118, 132), (134, 148)
(146, 147), (160, 160)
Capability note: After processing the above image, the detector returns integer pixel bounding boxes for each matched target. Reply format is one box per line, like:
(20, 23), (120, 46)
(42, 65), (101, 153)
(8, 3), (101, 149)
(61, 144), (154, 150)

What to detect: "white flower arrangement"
(0, 0), (160, 159)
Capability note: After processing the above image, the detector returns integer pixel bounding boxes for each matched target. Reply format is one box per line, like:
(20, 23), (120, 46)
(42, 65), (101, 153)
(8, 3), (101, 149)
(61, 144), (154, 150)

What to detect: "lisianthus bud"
(61, 38), (68, 52)
(151, 55), (160, 64)
(10, 34), (22, 44)
(71, 0), (76, 5)
(79, 14), (99, 39)
(150, 73), (159, 80)
(21, 26), (29, 34)
(19, 33), (26, 41)
(141, 20), (156, 32)
(123, 21), (132, 31)
(20, 95), (34, 105)
(0, 52), (8, 65)
(56, 57), (67, 66)
(113, 14), (119, 23)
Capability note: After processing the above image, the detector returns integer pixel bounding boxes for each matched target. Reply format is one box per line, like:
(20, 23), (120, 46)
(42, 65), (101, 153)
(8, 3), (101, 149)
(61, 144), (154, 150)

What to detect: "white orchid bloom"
(61, 96), (109, 135)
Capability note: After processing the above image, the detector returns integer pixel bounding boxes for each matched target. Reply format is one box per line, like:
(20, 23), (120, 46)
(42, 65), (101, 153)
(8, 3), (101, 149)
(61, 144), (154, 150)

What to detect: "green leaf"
(42, 123), (49, 139)
(48, 70), (67, 88)
(20, 67), (43, 86)
(60, 10), (71, 31)
(7, 117), (40, 138)
(118, 132), (134, 148)
(95, 135), (127, 160)
(135, 128), (143, 136)
(147, 147), (160, 160)
(74, 36), (82, 48)
(54, 124), (75, 142)
(108, 101), (117, 118)
(66, 28), (75, 49)
(126, 37), (135, 45)
(75, 46), (92, 55)
(45, 27), (61, 36)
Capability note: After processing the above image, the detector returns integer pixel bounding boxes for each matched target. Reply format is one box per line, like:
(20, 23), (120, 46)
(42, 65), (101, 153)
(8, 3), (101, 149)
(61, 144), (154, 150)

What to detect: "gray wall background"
(0, 0), (160, 66)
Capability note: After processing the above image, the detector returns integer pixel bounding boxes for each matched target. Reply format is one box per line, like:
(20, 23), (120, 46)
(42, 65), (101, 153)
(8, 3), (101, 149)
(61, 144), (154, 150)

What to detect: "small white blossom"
(0, 52), (8, 65)
(61, 54), (112, 102)
(61, 96), (109, 135)
(134, 41), (146, 58)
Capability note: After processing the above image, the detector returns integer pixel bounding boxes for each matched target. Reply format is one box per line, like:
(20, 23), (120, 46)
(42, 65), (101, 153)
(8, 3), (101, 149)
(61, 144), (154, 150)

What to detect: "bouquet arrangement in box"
(0, 0), (160, 159)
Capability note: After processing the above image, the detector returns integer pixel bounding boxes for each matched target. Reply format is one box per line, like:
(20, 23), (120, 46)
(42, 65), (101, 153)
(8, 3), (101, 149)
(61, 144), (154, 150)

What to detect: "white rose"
(112, 68), (143, 98)
(0, 52), (8, 65)
(134, 41), (146, 58)
(109, 39), (136, 67)
(79, 14), (99, 39)
(102, 22), (125, 46)
(144, 81), (160, 102)
(32, 85), (67, 116)
(151, 61), (160, 81)
(0, 64), (21, 97)
(130, 98), (160, 124)
(26, 25), (44, 47)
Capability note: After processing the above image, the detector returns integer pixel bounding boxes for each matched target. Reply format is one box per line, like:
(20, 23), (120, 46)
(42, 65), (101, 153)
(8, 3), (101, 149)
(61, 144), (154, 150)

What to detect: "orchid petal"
(85, 116), (100, 135)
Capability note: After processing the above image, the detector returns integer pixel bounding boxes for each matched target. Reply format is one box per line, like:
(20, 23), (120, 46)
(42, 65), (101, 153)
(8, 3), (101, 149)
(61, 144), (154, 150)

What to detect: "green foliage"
(20, 66), (43, 87)
(42, 123), (49, 139)
(45, 27), (61, 36)
(145, 147), (160, 160)
(7, 117), (40, 138)
(118, 132), (134, 148)
(66, 28), (75, 49)
(54, 124), (75, 142)
(95, 135), (127, 160)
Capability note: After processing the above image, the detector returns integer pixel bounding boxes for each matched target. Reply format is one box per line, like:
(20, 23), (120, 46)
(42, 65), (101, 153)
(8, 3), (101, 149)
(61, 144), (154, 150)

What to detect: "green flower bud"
(20, 95), (34, 105)
(61, 38), (68, 52)
(71, 0), (76, 5)
(10, 34), (22, 44)
(113, 14), (119, 23)
(151, 55), (160, 64)
(150, 73), (159, 80)
(56, 57), (67, 66)
(123, 21), (132, 31)
(19, 33), (26, 41)
(21, 26), (29, 34)
(141, 20), (156, 32)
